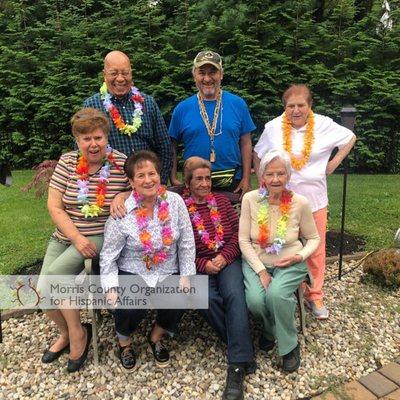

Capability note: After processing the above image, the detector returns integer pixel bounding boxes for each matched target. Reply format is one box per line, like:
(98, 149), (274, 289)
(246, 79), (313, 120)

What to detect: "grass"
(0, 171), (53, 275)
(326, 174), (398, 251)
(0, 171), (398, 274)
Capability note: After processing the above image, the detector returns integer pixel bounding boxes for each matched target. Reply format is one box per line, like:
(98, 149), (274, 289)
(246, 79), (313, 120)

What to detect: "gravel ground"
(0, 260), (399, 400)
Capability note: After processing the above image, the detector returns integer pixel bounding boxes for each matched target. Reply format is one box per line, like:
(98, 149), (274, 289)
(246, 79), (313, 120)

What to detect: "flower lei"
(100, 82), (144, 136)
(76, 145), (120, 218)
(183, 189), (224, 252)
(282, 110), (315, 170)
(133, 186), (173, 270)
(257, 186), (293, 254)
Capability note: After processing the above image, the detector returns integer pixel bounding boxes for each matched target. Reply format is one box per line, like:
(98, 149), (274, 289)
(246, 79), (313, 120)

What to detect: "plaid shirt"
(84, 92), (172, 184)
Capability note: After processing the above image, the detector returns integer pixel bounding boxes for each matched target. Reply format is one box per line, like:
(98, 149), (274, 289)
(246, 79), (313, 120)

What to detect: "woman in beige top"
(239, 150), (319, 372)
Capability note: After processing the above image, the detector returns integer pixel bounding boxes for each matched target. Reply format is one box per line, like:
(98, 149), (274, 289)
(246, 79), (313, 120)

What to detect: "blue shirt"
(169, 91), (256, 179)
(84, 92), (172, 184)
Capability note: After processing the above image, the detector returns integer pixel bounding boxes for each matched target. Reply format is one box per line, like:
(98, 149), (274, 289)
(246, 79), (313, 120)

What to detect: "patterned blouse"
(100, 191), (196, 289)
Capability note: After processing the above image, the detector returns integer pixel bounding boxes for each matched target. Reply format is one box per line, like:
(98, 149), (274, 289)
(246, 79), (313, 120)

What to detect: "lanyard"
(197, 90), (222, 162)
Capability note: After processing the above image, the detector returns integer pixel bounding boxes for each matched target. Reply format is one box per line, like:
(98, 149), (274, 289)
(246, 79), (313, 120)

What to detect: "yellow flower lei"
(282, 110), (315, 170)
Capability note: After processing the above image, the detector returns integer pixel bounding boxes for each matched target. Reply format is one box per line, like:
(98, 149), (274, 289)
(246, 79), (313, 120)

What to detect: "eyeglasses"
(263, 172), (287, 179)
(104, 69), (132, 78)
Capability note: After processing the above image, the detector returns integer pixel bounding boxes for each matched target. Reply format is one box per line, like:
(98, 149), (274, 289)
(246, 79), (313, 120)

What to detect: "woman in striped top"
(38, 108), (129, 373)
(182, 157), (255, 400)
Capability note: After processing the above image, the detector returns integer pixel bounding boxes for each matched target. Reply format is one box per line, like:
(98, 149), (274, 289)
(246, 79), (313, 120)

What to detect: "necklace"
(282, 110), (315, 170)
(76, 145), (119, 218)
(183, 189), (224, 252)
(100, 83), (144, 136)
(133, 186), (173, 270)
(257, 187), (293, 254)
(197, 90), (222, 162)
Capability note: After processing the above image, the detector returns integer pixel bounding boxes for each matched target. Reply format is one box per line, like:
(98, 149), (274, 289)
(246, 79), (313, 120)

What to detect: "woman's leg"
(59, 308), (86, 359)
(113, 271), (148, 343)
(38, 235), (103, 354)
(38, 238), (72, 352)
(114, 308), (147, 343)
(198, 274), (227, 342)
(304, 207), (327, 302)
(217, 259), (254, 364)
(242, 260), (273, 341)
(265, 262), (308, 356)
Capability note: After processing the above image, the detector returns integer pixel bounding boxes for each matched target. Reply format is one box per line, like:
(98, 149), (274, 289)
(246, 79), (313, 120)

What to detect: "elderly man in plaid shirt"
(84, 50), (171, 184)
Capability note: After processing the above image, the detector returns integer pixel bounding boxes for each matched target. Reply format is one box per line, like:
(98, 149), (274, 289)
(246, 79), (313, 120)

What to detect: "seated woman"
(38, 107), (129, 372)
(100, 150), (196, 370)
(239, 150), (319, 373)
(182, 156), (255, 400)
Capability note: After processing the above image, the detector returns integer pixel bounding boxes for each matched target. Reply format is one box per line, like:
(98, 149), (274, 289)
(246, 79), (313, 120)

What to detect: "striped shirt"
(186, 192), (241, 273)
(49, 150), (130, 242)
(83, 92), (172, 184)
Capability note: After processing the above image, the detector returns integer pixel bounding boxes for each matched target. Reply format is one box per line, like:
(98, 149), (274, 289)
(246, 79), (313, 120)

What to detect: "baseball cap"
(193, 51), (223, 70)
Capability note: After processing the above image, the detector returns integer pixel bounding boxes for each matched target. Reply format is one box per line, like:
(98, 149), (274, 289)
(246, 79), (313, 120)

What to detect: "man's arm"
(253, 152), (261, 185)
(326, 134), (356, 175)
(234, 133), (252, 198)
(170, 139), (183, 186)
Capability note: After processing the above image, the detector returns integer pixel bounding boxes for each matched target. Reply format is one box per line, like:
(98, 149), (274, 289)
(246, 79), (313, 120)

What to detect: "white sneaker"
(308, 299), (329, 320)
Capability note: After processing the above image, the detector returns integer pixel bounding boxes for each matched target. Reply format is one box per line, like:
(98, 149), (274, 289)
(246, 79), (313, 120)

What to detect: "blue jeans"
(199, 259), (254, 364)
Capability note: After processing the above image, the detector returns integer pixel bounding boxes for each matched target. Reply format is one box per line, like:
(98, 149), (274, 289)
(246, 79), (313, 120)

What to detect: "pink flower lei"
(183, 189), (224, 252)
(133, 185), (173, 270)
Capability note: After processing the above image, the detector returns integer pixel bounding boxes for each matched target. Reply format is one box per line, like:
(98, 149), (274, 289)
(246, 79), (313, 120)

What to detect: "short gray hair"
(183, 156), (212, 185)
(259, 150), (292, 180)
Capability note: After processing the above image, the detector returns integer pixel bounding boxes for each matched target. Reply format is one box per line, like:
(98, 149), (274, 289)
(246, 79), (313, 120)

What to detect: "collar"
(197, 89), (223, 102)
(293, 124), (307, 132)
(125, 191), (162, 213)
(110, 91), (132, 103)
(125, 192), (136, 213)
(280, 113), (308, 132)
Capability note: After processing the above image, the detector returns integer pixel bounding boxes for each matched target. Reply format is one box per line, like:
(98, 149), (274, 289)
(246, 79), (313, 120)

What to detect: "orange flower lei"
(282, 110), (315, 170)
(76, 147), (119, 218)
(257, 188), (293, 253)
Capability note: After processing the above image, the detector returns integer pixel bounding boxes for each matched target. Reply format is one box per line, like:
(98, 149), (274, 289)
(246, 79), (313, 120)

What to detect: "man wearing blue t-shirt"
(169, 51), (256, 199)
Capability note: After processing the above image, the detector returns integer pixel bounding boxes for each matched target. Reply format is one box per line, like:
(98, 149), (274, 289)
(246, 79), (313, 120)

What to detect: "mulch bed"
(326, 230), (365, 257)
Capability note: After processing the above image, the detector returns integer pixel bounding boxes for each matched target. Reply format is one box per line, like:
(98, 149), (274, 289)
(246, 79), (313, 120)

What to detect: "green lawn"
(326, 174), (398, 251)
(0, 171), (398, 274)
(0, 171), (54, 275)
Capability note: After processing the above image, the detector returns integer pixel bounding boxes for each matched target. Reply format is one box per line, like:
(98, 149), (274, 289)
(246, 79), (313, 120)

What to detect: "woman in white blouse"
(253, 84), (356, 320)
(100, 150), (196, 370)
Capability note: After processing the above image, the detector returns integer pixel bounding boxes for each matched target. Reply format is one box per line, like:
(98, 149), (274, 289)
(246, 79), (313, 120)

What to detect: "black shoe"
(119, 343), (136, 370)
(67, 323), (92, 373)
(259, 335), (275, 352)
(147, 332), (170, 367)
(222, 365), (245, 400)
(282, 343), (300, 373)
(41, 343), (69, 363)
(244, 360), (257, 375)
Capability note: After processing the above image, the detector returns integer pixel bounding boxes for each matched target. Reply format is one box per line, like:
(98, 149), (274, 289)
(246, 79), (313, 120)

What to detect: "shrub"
(22, 160), (57, 198)
(363, 248), (400, 288)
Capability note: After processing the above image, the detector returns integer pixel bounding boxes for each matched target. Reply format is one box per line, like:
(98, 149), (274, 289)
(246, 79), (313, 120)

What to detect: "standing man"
(169, 51), (255, 199)
(84, 50), (171, 184)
